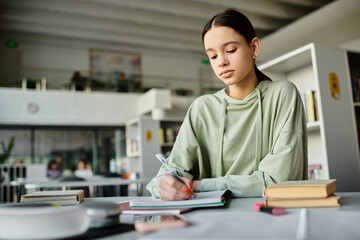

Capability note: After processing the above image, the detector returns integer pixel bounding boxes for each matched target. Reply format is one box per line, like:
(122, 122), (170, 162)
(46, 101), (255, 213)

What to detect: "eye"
(227, 48), (237, 53)
(209, 55), (217, 60)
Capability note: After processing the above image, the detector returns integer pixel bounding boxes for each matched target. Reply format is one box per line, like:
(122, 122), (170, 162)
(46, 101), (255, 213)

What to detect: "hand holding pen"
(156, 153), (197, 200)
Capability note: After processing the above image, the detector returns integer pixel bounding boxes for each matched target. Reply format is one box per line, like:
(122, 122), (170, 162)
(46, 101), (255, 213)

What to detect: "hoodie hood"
(213, 80), (270, 104)
(213, 81), (271, 176)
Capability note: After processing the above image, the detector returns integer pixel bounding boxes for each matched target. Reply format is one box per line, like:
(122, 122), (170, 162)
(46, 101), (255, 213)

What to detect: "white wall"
(0, 87), (195, 126)
(288, 65), (315, 96)
(0, 88), (140, 126)
(18, 44), (88, 89)
(260, 0), (360, 62)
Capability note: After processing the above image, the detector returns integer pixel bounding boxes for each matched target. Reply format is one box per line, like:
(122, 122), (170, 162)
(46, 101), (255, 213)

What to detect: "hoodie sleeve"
(146, 102), (201, 198)
(201, 131), (306, 197)
(201, 83), (308, 197)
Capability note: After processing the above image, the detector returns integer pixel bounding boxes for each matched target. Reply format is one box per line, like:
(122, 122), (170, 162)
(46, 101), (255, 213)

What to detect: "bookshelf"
(125, 117), (161, 195)
(125, 117), (184, 189)
(259, 43), (360, 191)
(347, 51), (360, 148)
(159, 118), (183, 158)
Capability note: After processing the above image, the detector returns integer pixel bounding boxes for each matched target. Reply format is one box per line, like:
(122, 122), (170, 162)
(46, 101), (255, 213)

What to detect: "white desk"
(11, 177), (149, 198)
(86, 192), (360, 240)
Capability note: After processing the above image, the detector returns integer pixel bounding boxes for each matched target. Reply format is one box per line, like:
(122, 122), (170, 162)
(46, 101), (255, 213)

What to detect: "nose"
(217, 54), (229, 67)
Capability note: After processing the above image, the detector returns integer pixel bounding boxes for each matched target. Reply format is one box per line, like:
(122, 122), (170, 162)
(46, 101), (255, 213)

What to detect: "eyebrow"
(205, 41), (239, 53)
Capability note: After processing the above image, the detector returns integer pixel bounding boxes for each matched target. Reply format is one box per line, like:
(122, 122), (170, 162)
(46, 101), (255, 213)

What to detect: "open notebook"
(129, 190), (230, 209)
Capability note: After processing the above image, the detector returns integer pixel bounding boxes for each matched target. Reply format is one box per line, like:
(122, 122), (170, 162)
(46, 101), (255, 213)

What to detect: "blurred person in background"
(47, 159), (60, 178)
(74, 159), (93, 178)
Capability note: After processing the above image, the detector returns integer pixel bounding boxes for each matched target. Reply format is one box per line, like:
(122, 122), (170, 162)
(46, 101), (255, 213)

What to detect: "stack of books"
(20, 190), (84, 206)
(264, 179), (340, 208)
(159, 127), (180, 145)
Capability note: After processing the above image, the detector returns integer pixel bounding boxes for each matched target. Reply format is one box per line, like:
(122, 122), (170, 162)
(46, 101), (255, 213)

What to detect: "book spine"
(165, 128), (174, 144)
(127, 137), (140, 155)
(306, 90), (316, 123)
(159, 128), (164, 145)
(313, 91), (319, 121)
(350, 77), (358, 102)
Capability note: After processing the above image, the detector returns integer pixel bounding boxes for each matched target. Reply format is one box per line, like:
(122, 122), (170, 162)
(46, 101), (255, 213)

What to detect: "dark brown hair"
(202, 9), (271, 82)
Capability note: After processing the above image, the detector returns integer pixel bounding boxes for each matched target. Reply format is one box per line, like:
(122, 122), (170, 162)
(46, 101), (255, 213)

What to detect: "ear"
(251, 37), (260, 59)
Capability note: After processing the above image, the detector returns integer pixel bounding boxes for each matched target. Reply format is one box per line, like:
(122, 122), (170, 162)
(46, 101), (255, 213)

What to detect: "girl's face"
(204, 26), (258, 87)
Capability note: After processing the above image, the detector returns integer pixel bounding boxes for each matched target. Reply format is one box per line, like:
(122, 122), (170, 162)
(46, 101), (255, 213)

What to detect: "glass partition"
(0, 127), (126, 176)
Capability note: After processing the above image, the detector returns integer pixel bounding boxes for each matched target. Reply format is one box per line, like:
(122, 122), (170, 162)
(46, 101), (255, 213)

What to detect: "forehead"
(204, 26), (245, 50)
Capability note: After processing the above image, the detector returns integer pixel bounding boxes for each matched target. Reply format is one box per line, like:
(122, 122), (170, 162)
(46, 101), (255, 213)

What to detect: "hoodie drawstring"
(254, 88), (263, 171)
(217, 99), (227, 176)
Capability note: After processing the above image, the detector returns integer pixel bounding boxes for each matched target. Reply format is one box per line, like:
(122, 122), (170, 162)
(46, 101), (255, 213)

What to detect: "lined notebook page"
(130, 190), (228, 208)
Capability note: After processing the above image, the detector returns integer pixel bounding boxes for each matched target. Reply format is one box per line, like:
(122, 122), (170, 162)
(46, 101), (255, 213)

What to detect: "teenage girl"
(147, 9), (308, 200)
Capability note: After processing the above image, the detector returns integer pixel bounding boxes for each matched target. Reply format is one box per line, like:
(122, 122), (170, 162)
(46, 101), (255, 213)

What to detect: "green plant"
(0, 136), (15, 164)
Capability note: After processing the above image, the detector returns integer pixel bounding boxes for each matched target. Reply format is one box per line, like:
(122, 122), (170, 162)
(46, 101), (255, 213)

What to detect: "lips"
(220, 70), (234, 78)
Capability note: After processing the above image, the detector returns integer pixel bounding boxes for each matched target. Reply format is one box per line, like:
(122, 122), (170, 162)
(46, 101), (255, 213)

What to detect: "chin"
(221, 79), (237, 86)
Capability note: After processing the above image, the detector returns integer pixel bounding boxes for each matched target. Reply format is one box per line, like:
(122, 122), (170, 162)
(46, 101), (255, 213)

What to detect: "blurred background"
(1, 0), (360, 201)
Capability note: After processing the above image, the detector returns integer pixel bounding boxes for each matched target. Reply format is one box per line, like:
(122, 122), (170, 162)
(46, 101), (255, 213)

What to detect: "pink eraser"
(253, 202), (265, 212)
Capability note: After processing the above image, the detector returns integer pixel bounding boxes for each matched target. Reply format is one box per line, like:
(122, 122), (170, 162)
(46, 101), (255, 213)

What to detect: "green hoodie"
(146, 80), (308, 197)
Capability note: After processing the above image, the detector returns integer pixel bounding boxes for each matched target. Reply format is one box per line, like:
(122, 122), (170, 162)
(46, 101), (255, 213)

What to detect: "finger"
(158, 183), (190, 201)
(158, 175), (191, 200)
(180, 177), (194, 190)
(159, 178), (190, 200)
(164, 175), (188, 189)
(165, 176), (193, 197)
(179, 177), (198, 198)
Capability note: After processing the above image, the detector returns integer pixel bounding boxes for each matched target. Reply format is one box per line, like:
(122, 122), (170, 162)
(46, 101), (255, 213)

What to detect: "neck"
(228, 74), (259, 100)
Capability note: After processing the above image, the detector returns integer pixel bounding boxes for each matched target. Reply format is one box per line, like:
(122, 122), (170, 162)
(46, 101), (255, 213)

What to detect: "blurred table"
(11, 176), (149, 199)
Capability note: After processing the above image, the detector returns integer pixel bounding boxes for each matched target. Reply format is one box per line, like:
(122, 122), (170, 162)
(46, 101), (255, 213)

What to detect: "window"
(0, 127), (126, 175)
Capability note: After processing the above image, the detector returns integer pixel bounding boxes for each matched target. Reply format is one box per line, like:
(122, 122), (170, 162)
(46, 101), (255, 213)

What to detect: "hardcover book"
(266, 194), (340, 208)
(305, 90), (316, 123)
(264, 179), (337, 199)
(21, 190), (84, 205)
